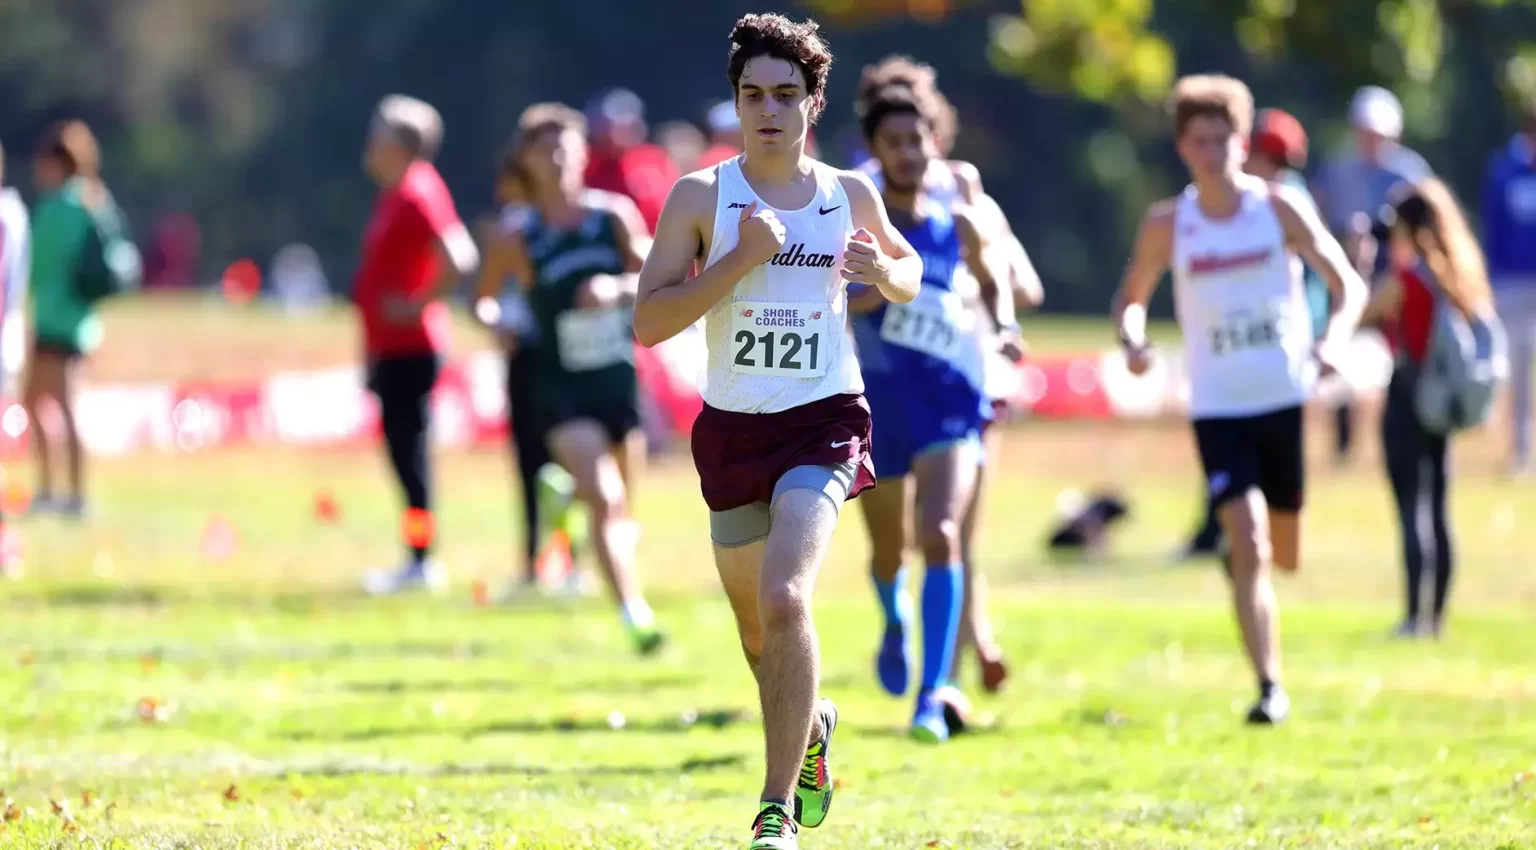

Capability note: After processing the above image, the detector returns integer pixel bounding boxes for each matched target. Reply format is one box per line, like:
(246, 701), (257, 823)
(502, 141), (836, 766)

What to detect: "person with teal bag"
(25, 120), (139, 519)
(1173, 108), (1328, 562)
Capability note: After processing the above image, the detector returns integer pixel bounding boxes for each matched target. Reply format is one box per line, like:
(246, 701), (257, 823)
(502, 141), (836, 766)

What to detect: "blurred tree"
(988, 0), (1536, 108)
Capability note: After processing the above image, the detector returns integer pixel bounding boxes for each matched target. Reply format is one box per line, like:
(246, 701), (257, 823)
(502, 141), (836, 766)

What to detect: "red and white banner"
(0, 331), (1392, 459)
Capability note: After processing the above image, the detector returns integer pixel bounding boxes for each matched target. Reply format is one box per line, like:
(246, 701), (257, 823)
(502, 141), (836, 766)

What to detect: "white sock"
(621, 598), (654, 631)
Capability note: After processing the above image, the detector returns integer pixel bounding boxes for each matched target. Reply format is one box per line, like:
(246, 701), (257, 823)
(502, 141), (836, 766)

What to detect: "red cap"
(1252, 108), (1308, 170)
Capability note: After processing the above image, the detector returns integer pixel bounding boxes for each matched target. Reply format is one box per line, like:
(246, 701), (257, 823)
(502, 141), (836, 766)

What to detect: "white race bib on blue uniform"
(879, 286), (972, 362)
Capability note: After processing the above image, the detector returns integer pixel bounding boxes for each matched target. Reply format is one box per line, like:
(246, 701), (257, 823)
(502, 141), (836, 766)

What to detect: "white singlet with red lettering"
(700, 156), (862, 414)
(1172, 174), (1316, 419)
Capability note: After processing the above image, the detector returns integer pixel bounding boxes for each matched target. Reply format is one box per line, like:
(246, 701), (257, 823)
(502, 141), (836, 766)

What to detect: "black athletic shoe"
(1246, 686), (1290, 725)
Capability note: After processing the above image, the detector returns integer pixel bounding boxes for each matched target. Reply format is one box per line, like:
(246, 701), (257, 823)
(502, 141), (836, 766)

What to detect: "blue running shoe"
(909, 689), (950, 744)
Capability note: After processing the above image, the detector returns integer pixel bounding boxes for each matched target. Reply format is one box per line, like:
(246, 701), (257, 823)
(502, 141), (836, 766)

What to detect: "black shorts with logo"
(1192, 404), (1305, 512)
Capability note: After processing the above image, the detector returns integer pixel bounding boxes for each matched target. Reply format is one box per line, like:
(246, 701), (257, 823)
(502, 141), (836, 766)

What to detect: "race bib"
(1208, 311), (1283, 357)
(729, 300), (830, 378)
(556, 307), (632, 371)
(880, 287), (970, 361)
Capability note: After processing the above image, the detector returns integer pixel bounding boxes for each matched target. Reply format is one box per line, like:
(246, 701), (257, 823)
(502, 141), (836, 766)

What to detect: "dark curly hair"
(858, 83), (928, 144)
(855, 55), (958, 154)
(727, 13), (833, 122)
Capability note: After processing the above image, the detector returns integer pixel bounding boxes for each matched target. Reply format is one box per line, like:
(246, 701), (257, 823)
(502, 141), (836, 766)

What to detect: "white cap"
(1349, 86), (1403, 139)
(708, 100), (739, 133)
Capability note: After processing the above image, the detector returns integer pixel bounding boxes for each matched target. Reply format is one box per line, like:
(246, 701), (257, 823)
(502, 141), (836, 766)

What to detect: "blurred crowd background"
(1, 0), (1532, 317)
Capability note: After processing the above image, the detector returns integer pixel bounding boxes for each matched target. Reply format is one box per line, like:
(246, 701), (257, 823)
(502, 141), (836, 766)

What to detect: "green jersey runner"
(520, 196), (641, 443)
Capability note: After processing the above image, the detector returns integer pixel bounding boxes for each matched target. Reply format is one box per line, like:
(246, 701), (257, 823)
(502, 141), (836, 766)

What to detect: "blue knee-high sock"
(873, 568), (907, 630)
(919, 563), (963, 691)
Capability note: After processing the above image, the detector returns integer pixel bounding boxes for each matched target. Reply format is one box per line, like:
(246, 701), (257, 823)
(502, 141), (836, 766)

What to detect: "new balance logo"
(728, 202), (752, 210)
(741, 309), (754, 317)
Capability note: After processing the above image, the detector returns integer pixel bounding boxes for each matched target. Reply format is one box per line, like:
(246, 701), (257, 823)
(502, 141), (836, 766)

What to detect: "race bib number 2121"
(729, 300), (830, 378)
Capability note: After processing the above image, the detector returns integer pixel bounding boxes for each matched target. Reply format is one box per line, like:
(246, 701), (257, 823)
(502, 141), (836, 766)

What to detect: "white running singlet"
(1172, 175), (1316, 419)
(700, 156), (863, 414)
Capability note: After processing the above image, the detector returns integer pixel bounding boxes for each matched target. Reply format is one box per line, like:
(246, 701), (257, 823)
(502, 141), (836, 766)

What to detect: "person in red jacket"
(354, 95), (480, 595)
(583, 88), (678, 234)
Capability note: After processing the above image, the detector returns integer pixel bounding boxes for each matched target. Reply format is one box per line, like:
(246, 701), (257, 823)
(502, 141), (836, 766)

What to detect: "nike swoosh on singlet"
(819, 205), (841, 216)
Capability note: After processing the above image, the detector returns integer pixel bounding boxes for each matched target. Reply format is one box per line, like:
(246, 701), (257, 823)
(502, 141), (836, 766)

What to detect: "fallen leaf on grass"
(289, 787), (305, 801)
(49, 798), (67, 816)
(61, 819), (79, 834)
(80, 791), (94, 808)
(223, 783), (240, 802)
(104, 802), (117, 820)
(4, 803), (20, 822)
(17, 648), (35, 666)
(136, 697), (167, 723)
(140, 653), (160, 674)
(832, 778), (846, 790)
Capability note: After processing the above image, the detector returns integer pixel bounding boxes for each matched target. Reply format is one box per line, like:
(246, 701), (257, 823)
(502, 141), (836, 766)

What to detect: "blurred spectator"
(656, 119), (706, 174)
(27, 120), (136, 520)
(698, 100), (744, 169)
(0, 138), (30, 399)
(0, 137), (30, 577)
(1365, 179), (1495, 637)
(1481, 96), (1536, 473)
(141, 213), (202, 290)
(1312, 86), (1433, 464)
(582, 88), (677, 233)
(354, 95), (479, 596)
(269, 243), (328, 313)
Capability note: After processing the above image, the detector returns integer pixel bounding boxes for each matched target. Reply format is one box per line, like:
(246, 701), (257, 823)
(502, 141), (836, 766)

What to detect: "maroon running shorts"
(690, 392), (877, 513)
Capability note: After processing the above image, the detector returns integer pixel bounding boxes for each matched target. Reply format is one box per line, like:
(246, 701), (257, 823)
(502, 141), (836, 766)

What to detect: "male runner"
(854, 56), (1032, 694)
(1112, 75), (1365, 724)
(1174, 107), (1329, 563)
(633, 14), (921, 848)
(474, 102), (663, 654)
(848, 81), (1016, 740)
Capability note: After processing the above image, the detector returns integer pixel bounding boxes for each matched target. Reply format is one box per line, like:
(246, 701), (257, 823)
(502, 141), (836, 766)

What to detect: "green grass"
(3, 419), (1534, 848)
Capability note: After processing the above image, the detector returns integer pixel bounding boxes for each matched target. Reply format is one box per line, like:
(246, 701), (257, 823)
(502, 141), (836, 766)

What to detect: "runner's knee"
(1220, 498), (1270, 577)
(759, 579), (810, 628)
(917, 515), (963, 565)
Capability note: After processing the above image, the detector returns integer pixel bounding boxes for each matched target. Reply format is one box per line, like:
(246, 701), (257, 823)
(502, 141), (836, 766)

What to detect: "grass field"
(2, 299), (1533, 848)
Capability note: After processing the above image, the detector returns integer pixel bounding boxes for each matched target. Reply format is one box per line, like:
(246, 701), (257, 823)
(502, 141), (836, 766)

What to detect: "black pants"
(507, 347), (550, 577)
(1382, 367), (1453, 624)
(368, 353), (440, 560)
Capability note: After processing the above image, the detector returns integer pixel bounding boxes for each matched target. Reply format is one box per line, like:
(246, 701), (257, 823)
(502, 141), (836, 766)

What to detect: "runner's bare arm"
(953, 204), (1016, 333)
(973, 192), (1044, 310)
(1360, 276), (1403, 327)
(435, 223), (480, 284)
(948, 160), (983, 205)
(1270, 187), (1367, 349)
(605, 193), (652, 272)
(839, 170), (921, 304)
(1112, 200), (1176, 348)
(634, 173), (747, 347)
(605, 196), (650, 300)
